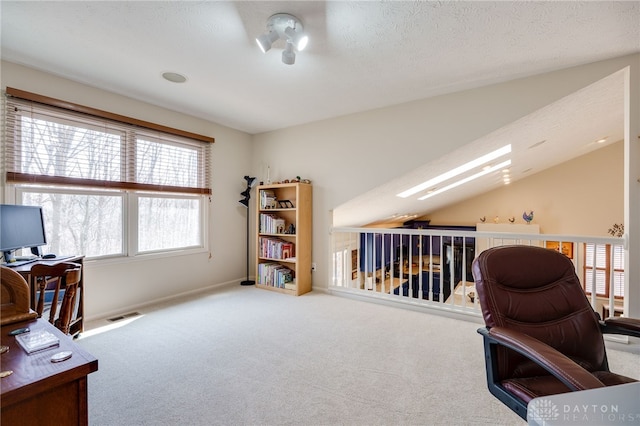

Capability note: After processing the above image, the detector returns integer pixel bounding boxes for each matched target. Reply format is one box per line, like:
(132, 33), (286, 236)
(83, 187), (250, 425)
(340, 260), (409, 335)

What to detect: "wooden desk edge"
(1, 318), (98, 408)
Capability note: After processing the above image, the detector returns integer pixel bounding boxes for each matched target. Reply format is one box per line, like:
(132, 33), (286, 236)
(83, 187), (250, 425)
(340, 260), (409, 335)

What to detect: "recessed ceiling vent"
(528, 140), (546, 149)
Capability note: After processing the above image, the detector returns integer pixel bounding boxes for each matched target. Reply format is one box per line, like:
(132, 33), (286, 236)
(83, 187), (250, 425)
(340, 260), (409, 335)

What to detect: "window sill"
(85, 246), (209, 266)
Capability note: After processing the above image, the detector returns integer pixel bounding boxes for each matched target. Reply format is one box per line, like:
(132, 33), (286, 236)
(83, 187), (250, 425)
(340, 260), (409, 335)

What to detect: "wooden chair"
(30, 262), (82, 334)
(1, 266), (38, 325)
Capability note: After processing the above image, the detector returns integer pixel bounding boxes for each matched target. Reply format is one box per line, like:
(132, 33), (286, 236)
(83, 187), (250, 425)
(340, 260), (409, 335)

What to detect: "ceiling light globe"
(297, 34), (309, 51)
(282, 52), (295, 65)
(256, 30), (279, 53)
(256, 36), (270, 53)
(282, 42), (296, 65)
(284, 26), (308, 51)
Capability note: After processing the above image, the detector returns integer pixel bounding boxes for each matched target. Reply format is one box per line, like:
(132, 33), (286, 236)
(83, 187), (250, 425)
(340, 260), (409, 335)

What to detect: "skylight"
(397, 144), (512, 198)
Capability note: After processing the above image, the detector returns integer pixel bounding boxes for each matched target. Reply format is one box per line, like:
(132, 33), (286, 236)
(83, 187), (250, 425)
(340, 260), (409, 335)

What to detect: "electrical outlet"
(311, 262), (316, 272)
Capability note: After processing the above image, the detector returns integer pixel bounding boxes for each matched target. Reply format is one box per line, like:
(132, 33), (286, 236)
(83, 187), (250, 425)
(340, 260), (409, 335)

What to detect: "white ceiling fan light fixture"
(397, 144), (512, 198)
(255, 13), (308, 65)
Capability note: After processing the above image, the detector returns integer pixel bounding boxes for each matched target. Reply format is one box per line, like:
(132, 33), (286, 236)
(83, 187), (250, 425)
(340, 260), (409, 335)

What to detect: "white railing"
(330, 227), (626, 320)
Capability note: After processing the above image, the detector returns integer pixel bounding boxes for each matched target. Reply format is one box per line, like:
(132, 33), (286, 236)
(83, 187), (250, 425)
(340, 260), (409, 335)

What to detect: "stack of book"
(260, 190), (276, 209)
(259, 237), (295, 260)
(260, 213), (286, 234)
(258, 262), (295, 289)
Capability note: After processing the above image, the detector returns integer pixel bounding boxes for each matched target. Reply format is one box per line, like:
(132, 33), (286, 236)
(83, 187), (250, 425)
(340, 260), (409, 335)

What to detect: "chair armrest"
(478, 326), (605, 391)
(602, 317), (640, 338)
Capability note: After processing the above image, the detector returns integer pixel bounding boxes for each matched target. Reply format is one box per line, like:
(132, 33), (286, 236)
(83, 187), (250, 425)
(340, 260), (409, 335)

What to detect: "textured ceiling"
(2, 1), (638, 134)
(1, 1), (639, 226)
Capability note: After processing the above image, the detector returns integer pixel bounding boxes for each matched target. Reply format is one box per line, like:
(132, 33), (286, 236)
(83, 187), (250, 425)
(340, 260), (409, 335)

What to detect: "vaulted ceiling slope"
(1, 1), (638, 135)
(333, 70), (626, 227)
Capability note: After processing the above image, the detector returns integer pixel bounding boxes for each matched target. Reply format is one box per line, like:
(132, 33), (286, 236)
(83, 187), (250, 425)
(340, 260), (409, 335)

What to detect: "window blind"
(4, 90), (212, 195)
(612, 245), (625, 297)
(584, 243), (625, 298)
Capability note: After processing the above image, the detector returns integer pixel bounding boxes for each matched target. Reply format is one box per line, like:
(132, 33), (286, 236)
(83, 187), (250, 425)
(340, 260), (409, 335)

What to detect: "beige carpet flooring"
(77, 285), (640, 425)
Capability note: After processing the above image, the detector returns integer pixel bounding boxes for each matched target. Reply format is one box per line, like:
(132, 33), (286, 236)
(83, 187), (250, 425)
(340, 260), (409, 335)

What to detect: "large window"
(4, 88), (213, 260)
(583, 243), (625, 298)
(20, 189), (124, 258)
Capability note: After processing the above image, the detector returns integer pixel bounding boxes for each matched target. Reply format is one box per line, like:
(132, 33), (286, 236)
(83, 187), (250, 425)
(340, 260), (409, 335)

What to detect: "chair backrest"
(55, 265), (81, 335)
(1, 266), (38, 325)
(30, 262), (82, 334)
(472, 245), (607, 380)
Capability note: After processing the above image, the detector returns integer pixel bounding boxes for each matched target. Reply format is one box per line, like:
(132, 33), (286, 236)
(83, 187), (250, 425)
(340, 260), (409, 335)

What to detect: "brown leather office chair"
(473, 245), (640, 420)
(31, 262), (82, 335)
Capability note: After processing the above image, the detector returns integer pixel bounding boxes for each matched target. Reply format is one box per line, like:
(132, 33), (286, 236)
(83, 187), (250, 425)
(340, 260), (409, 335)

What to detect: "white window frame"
(10, 185), (209, 262)
(129, 191), (209, 258)
(4, 88), (213, 263)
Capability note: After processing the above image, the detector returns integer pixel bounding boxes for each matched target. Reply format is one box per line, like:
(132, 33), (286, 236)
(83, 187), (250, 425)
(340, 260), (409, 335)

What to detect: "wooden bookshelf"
(255, 182), (312, 296)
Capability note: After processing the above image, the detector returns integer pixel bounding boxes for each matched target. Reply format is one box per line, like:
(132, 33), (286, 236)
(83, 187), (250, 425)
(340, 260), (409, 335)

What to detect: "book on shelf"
(257, 262), (295, 288)
(260, 213), (286, 234)
(15, 328), (60, 354)
(259, 237), (295, 260)
(260, 190), (277, 209)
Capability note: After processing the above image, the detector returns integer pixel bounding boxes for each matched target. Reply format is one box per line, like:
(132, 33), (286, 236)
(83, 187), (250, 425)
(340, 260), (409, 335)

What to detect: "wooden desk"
(374, 277), (404, 294)
(10, 256), (85, 337)
(446, 281), (478, 308)
(402, 264), (440, 276)
(1, 318), (98, 425)
(394, 256), (441, 277)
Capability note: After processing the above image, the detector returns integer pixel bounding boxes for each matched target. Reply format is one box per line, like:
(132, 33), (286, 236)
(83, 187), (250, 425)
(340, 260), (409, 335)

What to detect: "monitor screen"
(0, 204), (47, 256)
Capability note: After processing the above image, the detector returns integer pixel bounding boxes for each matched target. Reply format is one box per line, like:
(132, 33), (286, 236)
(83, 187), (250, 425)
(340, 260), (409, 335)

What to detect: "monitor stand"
(2, 250), (15, 263)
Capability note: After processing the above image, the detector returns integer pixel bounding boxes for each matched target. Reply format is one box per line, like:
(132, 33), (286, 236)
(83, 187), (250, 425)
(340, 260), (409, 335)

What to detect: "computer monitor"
(0, 204), (47, 262)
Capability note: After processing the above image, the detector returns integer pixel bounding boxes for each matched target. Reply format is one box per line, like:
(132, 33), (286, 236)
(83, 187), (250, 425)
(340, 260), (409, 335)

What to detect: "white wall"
(4, 53), (637, 315)
(251, 54), (639, 292)
(426, 141), (624, 235)
(1, 61), (253, 320)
